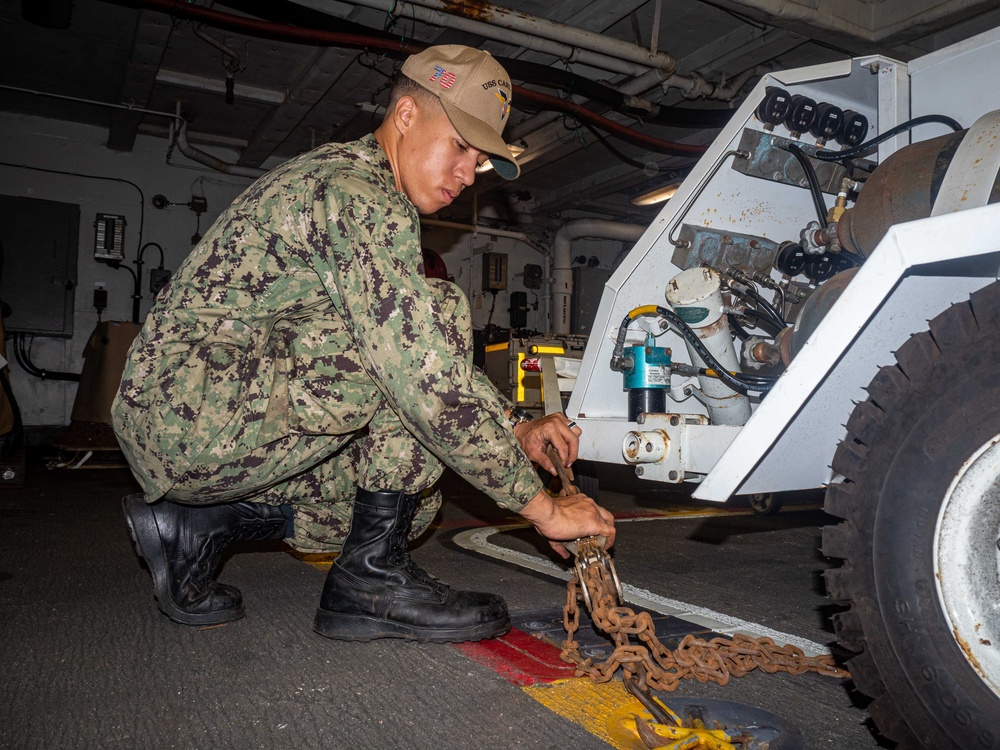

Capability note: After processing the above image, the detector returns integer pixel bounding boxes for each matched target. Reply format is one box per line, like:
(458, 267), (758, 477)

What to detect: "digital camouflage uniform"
(112, 134), (544, 554)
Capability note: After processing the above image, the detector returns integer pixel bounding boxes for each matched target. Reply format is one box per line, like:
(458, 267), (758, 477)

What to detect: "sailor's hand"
(513, 413), (582, 476)
(518, 489), (616, 559)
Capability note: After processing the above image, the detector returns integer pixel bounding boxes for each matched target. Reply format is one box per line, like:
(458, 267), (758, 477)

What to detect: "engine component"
(776, 268), (858, 364)
(733, 130), (860, 194)
(673, 225), (778, 274)
(621, 333), (671, 421)
(622, 429), (668, 463)
(665, 268), (751, 425)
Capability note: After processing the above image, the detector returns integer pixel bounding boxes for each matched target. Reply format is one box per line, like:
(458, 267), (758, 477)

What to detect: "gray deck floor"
(1, 453), (886, 749)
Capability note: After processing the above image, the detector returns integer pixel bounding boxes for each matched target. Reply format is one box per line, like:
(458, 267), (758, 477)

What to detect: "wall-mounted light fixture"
(630, 182), (681, 207)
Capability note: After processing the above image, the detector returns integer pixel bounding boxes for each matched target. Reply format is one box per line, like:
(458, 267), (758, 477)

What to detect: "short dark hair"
(386, 71), (441, 113)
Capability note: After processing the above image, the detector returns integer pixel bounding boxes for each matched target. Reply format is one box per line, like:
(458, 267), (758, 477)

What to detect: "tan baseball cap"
(401, 45), (520, 180)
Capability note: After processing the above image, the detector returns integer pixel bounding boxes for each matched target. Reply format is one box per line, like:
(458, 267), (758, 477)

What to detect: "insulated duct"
(552, 219), (646, 335)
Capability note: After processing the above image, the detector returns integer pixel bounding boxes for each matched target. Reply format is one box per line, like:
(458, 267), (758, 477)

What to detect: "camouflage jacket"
(115, 134), (543, 511)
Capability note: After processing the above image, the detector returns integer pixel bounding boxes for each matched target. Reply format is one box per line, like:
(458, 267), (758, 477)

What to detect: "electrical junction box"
(482, 251), (508, 291)
(149, 268), (172, 295)
(0, 195), (79, 337)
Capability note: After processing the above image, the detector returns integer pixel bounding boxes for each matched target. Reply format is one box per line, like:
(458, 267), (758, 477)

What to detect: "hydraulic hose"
(610, 306), (774, 394)
(785, 143), (828, 226)
(813, 114), (964, 162)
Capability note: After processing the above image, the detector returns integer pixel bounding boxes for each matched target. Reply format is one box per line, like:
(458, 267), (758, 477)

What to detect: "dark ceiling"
(3, 0), (1000, 229)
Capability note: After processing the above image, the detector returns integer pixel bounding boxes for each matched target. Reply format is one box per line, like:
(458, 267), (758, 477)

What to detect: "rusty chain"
(559, 537), (850, 693)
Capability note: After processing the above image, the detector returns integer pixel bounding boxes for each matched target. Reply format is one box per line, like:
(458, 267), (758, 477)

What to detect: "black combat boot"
(123, 494), (290, 626)
(313, 488), (510, 643)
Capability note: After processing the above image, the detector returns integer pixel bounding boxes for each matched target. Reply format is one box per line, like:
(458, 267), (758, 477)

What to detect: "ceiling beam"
(237, 47), (357, 166)
(107, 10), (173, 152)
(708, 0), (999, 49)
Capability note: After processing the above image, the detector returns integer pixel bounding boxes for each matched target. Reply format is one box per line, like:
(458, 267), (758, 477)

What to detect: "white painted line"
(452, 519), (832, 657)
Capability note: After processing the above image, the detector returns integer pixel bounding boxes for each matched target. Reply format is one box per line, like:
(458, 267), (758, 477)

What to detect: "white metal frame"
(567, 29), (1000, 501)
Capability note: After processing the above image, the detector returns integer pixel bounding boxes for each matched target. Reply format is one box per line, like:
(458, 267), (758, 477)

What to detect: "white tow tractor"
(566, 27), (1000, 750)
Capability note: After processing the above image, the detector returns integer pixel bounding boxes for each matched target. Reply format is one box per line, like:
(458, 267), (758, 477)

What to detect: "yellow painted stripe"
(528, 345), (565, 354)
(485, 342), (510, 353)
(285, 550), (338, 571)
(522, 678), (643, 750)
(517, 352), (526, 402)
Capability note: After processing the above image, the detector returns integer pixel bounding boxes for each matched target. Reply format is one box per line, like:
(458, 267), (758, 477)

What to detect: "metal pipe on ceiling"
(393, 0), (679, 76)
(0, 84), (183, 121)
(295, 0), (654, 77)
(174, 120), (267, 179)
(508, 67), (668, 143)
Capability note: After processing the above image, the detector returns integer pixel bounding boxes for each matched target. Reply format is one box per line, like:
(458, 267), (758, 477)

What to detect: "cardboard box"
(70, 321), (141, 424)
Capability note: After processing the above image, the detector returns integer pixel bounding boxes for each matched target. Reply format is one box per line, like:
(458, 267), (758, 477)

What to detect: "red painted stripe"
(453, 628), (578, 686)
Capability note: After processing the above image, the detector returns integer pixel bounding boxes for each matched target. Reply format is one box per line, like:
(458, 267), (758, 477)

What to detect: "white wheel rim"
(935, 434), (1000, 698)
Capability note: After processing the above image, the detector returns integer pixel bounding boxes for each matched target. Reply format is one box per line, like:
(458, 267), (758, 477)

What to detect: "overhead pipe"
(384, 0), (680, 75)
(509, 67), (667, 143)
(552, 219), (646, 335)
(297, 0), (656, 77)
(0, 83), (183, 121)
(174, 119), (266, 178)
(118, 0), (713, 160)
(374, 0), (754, 103)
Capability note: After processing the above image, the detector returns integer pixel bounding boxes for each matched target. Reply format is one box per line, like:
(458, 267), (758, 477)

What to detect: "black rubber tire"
(572, 459), (600, 502)
(822, 281), (1000, 750)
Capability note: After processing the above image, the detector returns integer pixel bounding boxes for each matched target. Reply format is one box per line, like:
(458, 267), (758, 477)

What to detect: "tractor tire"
(822, 281), (1000, 749)
(572, 459), (600, 503)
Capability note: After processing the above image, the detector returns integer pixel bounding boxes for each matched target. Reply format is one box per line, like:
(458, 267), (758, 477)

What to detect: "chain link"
(560, 539), (850, 693)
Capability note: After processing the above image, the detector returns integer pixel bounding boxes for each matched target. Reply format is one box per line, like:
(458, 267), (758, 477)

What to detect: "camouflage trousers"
(120, 282), (478, 554)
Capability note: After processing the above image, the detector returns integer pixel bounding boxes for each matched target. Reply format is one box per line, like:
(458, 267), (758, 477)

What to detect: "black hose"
(785, 143), (828, 226)
(13, 334), (81, 382)
(698, 367), (776, 386)
(813, 114), (964, 162)
(611, 307), (773, 394)
(729, 285), (786, 330)
(139, 242), (165, 267)
(728, 313), (750, 341)
(737, 308), (782, 338)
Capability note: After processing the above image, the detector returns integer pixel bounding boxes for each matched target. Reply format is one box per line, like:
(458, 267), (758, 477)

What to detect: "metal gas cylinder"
(840, 116), (1000, 256)
(666, 267), (752, 426)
